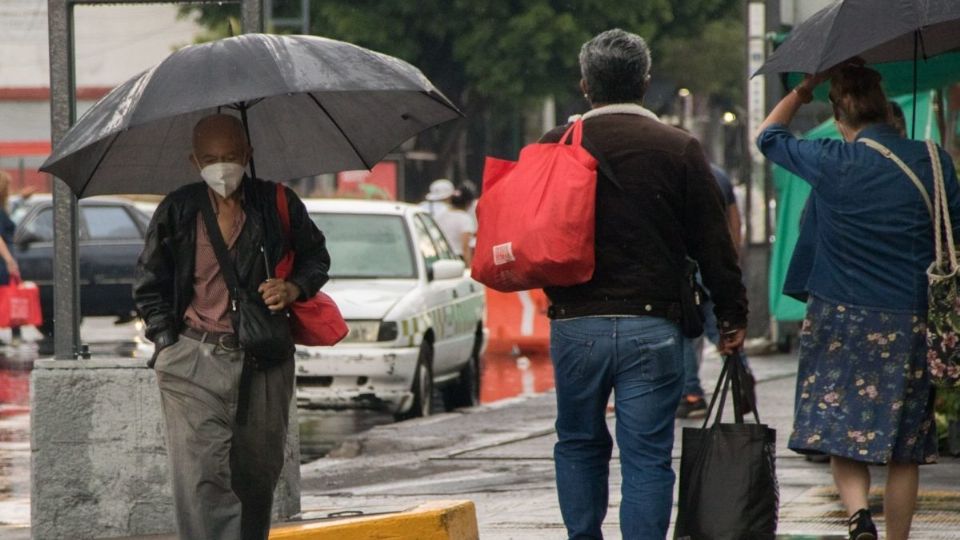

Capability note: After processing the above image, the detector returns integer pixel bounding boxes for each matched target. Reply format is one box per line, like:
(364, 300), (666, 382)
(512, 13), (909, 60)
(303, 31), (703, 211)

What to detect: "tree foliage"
(656, 17), (746, 106)
(182, 0), (742, 188)
(186, 1), (737, 104)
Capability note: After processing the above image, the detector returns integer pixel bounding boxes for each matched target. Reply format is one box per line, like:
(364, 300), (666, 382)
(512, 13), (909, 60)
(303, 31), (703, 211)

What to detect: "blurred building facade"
(0, 1), (201, 193)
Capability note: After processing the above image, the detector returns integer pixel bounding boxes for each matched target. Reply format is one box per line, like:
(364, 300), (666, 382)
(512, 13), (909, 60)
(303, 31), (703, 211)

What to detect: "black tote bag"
(674, 356), (779, 540)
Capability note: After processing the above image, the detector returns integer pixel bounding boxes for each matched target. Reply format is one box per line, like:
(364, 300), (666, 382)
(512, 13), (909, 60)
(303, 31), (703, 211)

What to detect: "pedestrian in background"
(757, 63), (957, 540)
(542, 29), (748, 539)
(677, 162), (754, 418)
(419, 178), (454, 219)
(0, 172), (22, 345)
(436, 186), (476, 265)
(134, 114), (330, 539)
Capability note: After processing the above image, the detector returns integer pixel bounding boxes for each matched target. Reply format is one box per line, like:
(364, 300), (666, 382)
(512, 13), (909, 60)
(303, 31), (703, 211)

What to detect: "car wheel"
(395, 340), (434, 421)
(442, 328), (483, 411)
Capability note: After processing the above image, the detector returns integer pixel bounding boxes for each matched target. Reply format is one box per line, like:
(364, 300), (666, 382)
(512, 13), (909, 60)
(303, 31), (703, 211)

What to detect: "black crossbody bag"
(679, 257), (706, 338)
(199, 197), (294, 367)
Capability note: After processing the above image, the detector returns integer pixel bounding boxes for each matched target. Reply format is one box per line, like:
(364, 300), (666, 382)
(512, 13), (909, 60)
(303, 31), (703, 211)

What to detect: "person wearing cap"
(436, 186), (477, 265)
(419, 178), (454, 219)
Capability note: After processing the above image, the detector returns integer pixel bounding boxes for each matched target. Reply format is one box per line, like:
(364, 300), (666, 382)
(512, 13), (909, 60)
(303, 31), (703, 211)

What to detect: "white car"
(296, 199), (486, 420)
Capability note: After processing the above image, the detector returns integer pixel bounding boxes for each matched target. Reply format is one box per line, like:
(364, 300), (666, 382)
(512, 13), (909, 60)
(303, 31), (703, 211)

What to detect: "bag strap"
(860, 138), (934, 220)
(559, 119), (584, 146)
(927, 140), (958, 272)
(862, 138), (957, 272)
(702, 357), (739, 427)
(559, 119), (625, 192)
(276, 183), (291, 240)
(701, 355), (760, 428)
(199, 196), (243, 306)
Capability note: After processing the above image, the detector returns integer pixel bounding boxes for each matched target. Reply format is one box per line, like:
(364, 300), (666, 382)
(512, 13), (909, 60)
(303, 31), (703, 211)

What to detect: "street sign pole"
(746, 0), (766, 247)
(47, 0), (81, 360)
(46, 0), (262, 359)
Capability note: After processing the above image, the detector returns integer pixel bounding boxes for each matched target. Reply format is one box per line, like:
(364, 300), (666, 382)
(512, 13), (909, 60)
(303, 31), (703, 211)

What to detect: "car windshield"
(309, 213), (416, 279)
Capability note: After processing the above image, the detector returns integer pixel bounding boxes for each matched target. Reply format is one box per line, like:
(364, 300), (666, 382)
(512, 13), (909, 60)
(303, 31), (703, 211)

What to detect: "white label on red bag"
(493, 242), (515, 266)
(9, 297), (28, 321)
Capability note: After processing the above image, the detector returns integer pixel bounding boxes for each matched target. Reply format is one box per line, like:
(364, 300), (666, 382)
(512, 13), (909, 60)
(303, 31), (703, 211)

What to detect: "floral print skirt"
(789, 295), (938, 465)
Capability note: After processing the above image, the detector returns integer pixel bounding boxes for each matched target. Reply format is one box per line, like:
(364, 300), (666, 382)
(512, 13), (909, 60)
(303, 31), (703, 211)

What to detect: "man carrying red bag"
(539, 29), (749, 540)
(134, 114), (330, 539)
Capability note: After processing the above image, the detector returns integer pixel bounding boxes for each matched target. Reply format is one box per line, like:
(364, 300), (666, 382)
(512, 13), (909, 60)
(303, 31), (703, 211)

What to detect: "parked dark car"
(11, 195), (149, 336)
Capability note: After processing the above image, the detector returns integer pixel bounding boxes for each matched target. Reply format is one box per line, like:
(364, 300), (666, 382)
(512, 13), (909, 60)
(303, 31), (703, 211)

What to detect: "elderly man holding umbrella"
(134, 113), (329, 539)
(40, 33), (463, 539)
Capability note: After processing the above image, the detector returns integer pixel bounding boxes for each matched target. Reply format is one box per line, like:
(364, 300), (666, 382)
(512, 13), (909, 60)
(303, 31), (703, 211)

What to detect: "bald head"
(190, 114), (251, 171)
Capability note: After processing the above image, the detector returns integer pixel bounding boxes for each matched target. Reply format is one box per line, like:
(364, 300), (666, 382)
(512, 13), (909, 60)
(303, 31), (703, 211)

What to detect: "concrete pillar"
(30, 358), (300, 539)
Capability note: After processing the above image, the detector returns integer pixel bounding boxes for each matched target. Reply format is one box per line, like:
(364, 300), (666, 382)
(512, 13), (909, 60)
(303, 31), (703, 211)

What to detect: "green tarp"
(769, 91), (942, 321)
(785, 51), (960, 102)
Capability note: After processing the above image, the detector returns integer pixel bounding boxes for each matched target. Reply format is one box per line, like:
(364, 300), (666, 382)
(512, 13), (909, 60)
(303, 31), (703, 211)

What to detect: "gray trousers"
(155, 334), (294, 540)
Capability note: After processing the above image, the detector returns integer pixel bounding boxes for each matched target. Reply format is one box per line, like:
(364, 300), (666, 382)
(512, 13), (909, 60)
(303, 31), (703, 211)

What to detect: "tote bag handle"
(701, 355), (760, 428)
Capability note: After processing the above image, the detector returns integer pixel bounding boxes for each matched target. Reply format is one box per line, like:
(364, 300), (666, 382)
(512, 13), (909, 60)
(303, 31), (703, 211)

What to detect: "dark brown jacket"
(541, 113), (748, 329)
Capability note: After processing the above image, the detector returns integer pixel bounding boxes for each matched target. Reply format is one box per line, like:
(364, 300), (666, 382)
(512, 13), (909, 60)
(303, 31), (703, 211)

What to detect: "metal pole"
(300, 0), (309, 33)
(48, 0), (82, 359)
(263, 0), (273, 32)
(241, 0), (263, 33)
(746, 1), (766, 246)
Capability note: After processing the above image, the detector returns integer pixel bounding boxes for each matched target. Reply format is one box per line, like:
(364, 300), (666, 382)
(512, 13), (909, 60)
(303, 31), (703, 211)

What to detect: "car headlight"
(343, 320), (399, 343)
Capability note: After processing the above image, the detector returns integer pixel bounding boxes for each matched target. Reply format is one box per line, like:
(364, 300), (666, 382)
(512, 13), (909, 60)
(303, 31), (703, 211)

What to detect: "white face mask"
(198, 162), (245, 198)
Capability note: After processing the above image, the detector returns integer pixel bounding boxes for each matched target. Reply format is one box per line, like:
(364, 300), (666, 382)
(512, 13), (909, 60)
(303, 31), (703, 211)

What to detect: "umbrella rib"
(76, 132), (121, 197)
(423, 90), (465, 117)
(306, 92), (372, 170)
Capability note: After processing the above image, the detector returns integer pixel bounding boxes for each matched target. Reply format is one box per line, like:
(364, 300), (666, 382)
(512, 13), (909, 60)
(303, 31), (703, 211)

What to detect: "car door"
(78, 204), (144, 318)
(421, 213), (482, 362)
(414, 213), (473, 376)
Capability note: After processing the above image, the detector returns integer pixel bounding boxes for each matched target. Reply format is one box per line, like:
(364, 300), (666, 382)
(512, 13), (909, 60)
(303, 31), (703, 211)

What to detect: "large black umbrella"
(754, 0), (960, 76)
(40, 33), (461, 197)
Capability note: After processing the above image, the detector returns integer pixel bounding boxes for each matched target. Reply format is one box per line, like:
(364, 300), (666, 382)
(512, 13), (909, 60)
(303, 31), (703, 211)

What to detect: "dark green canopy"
(784, 50), (960, 101)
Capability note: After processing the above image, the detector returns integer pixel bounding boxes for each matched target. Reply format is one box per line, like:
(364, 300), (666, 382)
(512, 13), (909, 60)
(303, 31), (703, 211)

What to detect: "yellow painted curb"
(269, 500), (479, 540)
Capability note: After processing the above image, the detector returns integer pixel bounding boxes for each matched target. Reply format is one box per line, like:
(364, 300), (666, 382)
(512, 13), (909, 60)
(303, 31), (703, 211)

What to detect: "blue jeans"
(550, 316), (686, 540)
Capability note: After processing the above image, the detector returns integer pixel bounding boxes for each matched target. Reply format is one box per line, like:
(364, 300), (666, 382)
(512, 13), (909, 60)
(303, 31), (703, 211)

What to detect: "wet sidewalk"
(297, 351), (960, 539)
(3, 342), (960, 538)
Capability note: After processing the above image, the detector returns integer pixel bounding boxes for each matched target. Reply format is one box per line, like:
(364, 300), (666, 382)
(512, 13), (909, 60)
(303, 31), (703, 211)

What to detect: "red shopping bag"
(274, 184), (349, 346)
(471, 120), (598, 292)
(0, 277), (43, 328)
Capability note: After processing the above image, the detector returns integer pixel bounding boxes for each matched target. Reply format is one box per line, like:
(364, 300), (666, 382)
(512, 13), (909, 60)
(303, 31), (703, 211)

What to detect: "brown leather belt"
(181, 327), (241, 351)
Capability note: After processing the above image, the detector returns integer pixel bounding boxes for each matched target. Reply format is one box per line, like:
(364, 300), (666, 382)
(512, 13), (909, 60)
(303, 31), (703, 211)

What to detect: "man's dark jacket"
(134, 177), (331, 359)
(541, 114), (748, 329)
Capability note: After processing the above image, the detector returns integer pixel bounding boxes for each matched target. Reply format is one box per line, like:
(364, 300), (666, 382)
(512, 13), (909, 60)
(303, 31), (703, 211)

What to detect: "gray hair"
(579, 29), (651, 104)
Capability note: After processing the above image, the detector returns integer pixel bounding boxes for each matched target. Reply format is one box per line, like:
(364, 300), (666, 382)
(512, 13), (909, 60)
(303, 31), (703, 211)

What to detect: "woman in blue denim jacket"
(757, 63), (960, 540)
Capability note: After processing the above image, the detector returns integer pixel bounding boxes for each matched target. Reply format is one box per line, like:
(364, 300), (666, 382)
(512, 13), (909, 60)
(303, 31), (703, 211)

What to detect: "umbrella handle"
(238, 102), (258, 180)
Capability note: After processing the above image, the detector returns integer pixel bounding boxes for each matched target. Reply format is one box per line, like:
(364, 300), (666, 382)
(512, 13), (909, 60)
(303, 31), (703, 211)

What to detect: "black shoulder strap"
(199, 196), (242, 299)
(578, 130), (625, 192)
(201, 195), (258, 426)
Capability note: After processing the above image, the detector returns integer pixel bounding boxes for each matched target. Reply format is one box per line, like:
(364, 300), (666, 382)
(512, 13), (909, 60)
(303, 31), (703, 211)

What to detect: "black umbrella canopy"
(40, 33), (462, 197)
(755, 0), (960, 75)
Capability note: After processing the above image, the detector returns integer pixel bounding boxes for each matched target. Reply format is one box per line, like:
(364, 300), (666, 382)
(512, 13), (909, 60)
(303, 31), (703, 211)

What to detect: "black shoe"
(849, 508), (877, 540)
(676, 394), (707, 419)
